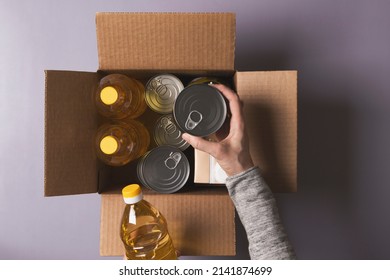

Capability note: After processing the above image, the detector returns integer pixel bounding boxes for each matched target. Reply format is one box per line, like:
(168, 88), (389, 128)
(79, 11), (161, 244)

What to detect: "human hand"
(182, 83), (254, 177)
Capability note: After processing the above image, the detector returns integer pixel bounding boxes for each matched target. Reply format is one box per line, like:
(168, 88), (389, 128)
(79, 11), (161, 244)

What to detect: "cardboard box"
(195, 151), (228, 184)
(194, 71), (298, 193)
(44, 12), (297, 257)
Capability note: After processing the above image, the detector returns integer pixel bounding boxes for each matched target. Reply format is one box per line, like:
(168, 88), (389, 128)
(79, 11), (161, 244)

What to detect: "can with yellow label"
(145, 74), (184, 114)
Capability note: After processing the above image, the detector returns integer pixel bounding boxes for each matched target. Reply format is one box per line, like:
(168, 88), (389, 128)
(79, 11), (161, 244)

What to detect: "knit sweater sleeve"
(225, 166), (296, 260)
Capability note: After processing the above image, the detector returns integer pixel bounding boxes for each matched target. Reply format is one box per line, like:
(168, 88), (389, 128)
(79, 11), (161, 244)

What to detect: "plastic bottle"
(95, 74), (147, 119)
(120, 184), (178, 260)
(95, 120), (150, 166)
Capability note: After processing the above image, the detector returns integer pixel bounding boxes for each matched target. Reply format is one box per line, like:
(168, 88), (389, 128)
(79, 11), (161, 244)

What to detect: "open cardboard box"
(44, 12), (297, 257)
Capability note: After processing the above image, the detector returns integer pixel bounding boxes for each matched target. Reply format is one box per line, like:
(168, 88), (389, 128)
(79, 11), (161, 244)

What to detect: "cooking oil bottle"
(120, 184), (178, 260)
(95, 120), (150, 166)
(95, 74), (147, 119)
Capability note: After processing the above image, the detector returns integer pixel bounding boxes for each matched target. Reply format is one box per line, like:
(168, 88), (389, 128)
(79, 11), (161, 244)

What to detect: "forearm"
(226, 166), (296, 260)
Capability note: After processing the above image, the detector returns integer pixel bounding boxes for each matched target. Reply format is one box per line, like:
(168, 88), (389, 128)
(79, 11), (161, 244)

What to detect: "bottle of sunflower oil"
(95, 74), (147, 119)
(95, 120), (150, 166)
(120, 184), (178, 260)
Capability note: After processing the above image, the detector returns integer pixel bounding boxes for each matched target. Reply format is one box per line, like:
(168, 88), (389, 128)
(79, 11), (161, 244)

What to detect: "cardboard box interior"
(45, 69), (234, 196)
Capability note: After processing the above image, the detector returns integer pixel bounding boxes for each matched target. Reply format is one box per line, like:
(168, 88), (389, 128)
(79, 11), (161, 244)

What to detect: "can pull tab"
(185, 110), (203, 131)
(161, 117), (177, 134)
(151, 79), (169, 99)
(164, 152), (182, 170)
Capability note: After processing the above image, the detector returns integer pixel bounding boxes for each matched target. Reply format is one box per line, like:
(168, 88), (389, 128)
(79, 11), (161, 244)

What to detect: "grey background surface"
(1, 0), (390, 259)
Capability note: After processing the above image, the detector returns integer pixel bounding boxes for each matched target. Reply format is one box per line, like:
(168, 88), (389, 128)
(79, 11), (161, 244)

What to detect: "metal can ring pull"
(164, 152), (182, 170)
(161, 117), (177, 134)
(151, 79), (169, 100)
(185, 110), (203, 131)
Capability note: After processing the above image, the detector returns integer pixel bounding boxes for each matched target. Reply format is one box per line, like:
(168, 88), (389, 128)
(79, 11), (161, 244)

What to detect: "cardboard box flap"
(100, 188), (236, 256)
(45, 70), (99, 196)
(96, 12), (235, 71)
(235, 71), (297, 192)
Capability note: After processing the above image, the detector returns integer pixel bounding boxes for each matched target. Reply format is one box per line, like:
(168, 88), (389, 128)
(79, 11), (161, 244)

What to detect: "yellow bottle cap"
(122, 184), (142, 198)
(100, 136), (118, 155)
(100, 86), (118, 105)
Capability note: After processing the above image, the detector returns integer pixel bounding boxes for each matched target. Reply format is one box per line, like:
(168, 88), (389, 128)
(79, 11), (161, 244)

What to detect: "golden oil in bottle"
(95, 120), (150, 166)
(96, 74), (147, 119)
(120, 184), (178, 260)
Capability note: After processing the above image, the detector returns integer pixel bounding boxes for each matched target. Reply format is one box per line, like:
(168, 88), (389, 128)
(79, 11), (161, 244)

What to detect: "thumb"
(182, 133), (218, 157)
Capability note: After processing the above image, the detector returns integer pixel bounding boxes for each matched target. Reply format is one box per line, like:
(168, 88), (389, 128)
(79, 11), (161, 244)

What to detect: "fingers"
(182, 133), (218, 156)
(210, 83), (245, 134)
(210, 83), (236, 100)
(211, 84), (242, 113)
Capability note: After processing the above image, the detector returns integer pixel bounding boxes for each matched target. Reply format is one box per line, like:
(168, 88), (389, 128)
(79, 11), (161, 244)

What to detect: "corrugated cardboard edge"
(235, 70), (298, 192)
(96, 12), (236, 71)
(44, 70), (100, 196)
(44, 71), (49, 194)
(194, 149), (210, 184)
(100, 188), (236, 256)
(194, 149), (227, 184)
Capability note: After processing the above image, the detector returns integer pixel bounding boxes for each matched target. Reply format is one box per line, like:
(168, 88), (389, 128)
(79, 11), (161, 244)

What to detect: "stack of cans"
(145, 74), (189, 151)
(139, 74), (228, 194)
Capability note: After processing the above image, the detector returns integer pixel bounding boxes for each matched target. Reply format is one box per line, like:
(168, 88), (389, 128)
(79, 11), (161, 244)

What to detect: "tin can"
(137, 146), (190, 194)
(145, 74), (184, 114)
(188, 77), (221, 86)
(173, 84), (227, 138)
(154, 114), (190, 151)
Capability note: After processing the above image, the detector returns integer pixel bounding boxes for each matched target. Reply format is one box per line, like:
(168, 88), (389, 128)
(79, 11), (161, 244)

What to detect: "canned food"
(188, 77), (221, 86)
(145, 74), (184, 114)
(173, 84), (227, 137)
(154, 114), (190, 151)
(137, 146), (190, 194)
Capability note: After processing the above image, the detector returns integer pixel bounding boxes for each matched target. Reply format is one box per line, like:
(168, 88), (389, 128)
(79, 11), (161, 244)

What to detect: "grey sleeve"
(225, 166), (296, 260)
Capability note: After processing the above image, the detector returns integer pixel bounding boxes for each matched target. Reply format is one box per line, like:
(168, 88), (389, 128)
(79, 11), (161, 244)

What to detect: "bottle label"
(129, 205), (136, 224)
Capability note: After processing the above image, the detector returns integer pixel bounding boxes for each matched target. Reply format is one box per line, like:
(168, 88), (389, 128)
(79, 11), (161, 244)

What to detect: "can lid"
(174, 84), (227, 137)
(145, 74), (184, 113)
(100, 86), (119, 105)
(137, 146), (190, 194)
(154, 115), (190, 151)
(100, 135), (118, 155)
(188, 77), (221, 86)
(122, 184), (143, 204)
